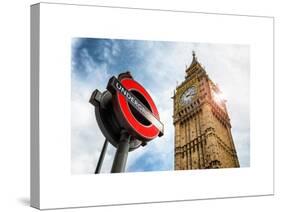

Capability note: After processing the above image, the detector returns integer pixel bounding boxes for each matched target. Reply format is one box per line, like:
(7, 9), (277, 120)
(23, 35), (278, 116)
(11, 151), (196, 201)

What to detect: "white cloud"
(71, 47), (116, 174)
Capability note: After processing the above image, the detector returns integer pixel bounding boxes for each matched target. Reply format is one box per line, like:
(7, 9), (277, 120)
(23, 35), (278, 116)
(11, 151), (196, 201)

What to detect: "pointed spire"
(192, 50), (196, 58)
(192, 50), (197, 63)
(185, 50), (204, 79)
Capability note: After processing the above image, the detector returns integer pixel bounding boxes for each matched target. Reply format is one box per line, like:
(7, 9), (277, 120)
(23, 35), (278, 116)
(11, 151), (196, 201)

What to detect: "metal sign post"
(111, 130), (130, 173)
(94, 139), (108, 174)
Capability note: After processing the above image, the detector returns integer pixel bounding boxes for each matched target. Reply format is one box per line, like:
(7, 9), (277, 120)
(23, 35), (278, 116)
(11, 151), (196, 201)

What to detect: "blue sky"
(71, 38), (250, 174)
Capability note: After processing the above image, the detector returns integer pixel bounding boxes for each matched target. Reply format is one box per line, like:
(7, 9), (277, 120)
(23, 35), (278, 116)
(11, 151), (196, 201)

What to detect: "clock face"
(180, 86), (196, 105)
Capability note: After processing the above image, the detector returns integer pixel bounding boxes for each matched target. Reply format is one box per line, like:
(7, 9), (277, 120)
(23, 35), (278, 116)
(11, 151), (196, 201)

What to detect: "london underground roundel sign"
(107, 73), (164, 141)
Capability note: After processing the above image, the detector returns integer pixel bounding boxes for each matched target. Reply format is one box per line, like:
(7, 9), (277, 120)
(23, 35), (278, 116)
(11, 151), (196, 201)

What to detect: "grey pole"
(111, 130), (130, 173)
(95, 139), (108, 174)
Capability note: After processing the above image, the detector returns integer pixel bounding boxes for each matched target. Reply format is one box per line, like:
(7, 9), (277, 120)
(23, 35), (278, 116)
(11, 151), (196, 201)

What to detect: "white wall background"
(0, 0), (279, 212)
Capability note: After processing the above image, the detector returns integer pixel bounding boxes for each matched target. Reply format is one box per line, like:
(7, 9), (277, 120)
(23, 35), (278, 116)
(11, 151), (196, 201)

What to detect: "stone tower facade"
(173, 52), (239, 170)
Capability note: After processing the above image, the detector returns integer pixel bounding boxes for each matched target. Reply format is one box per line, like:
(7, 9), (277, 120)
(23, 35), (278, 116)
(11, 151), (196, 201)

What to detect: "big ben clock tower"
(173, 51), (240, 170)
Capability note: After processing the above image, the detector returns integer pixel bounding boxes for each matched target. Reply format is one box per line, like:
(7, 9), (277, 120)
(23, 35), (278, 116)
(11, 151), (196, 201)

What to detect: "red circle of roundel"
(116, 78), (160, 140)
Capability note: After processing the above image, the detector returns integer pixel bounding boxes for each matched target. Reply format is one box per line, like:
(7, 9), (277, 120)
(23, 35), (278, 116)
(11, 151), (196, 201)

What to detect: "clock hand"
(185, 94), (190, 99)
(185, 92), (192, 97)
(186, 93), (194, 98)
